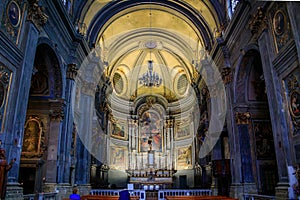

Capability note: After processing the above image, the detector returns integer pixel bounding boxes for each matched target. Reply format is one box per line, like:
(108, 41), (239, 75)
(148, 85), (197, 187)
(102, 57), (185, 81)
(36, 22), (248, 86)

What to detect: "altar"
(126, 140), (176, 189)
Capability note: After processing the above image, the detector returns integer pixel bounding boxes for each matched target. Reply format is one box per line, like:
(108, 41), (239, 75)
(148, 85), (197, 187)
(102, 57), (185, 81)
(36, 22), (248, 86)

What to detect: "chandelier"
(139, 60), (162, 87)
(138, 0), (162, 87)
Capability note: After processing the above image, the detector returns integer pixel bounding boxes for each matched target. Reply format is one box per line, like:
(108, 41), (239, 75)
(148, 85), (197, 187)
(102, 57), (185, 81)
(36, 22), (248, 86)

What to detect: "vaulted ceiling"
(74, 0), (227, 102)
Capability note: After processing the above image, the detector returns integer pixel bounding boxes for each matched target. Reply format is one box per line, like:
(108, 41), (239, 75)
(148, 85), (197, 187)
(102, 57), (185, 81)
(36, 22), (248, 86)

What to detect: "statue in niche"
(0, 148), (15, 199)
(23, 119), (40, 153)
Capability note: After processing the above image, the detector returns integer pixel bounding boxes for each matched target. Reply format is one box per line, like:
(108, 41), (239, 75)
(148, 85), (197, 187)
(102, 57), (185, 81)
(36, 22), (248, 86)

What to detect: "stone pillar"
(43, 99), (64, 192)
(57, 63), (78, 185)
(221, 63), (244, 198)
(258, 30), (292, 199)
(235, 112), (257, 197)
(5, 1), (48, 199)
(74, 79), (95, 189)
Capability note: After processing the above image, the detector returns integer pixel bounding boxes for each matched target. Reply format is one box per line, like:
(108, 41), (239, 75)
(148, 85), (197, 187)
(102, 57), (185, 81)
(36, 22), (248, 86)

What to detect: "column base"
(230, 183), (243, 199)
(55, 183), (73, 200)
(230, 183), (257, 200)
(77, 184), (91, 196)
(5, 182), (23, 200)
(275, 182), (289, 200)
(43, 183), (57, 193)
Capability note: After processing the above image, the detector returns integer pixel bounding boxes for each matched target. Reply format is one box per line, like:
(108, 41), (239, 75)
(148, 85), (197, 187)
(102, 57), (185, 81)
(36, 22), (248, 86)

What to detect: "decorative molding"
(248, 6), (268, 41)
(27, 0), (48, 29)
(286, 74), (300, 135)
(165, 118), (174, 128)
(21, 115), (46, 158)
(49, 99), (65, 121)
(235, 112), (251, 125)
(0, 65), (12, 132)
(221, 67), (232, 84)
(66, 63), (78, 80)
(2, 0), (23, 43)
(269, 3), (292, 53)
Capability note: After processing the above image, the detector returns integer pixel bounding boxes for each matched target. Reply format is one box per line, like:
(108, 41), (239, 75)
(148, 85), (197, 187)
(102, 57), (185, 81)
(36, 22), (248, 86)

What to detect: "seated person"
(69, 188), (80, 200)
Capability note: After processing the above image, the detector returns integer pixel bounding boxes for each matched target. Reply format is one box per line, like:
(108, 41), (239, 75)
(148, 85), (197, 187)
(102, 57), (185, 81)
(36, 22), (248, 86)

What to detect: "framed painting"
(253, 121), (275, 160)
(176, 145), (192, 170)
(269, 5), (292, 53)
(175, 123), (190, 140)
(111, 121), (127, 140)
(285, 73), (300, 135)
(0, 65), (12, 133)
(110, 145), (127, 170)
(139, 110), (162, 152)
(22, 116), (45, 158)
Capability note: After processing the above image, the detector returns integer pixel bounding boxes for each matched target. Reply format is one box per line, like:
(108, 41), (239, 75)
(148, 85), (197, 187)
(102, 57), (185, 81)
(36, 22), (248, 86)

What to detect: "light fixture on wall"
(138, 0), (162, 87)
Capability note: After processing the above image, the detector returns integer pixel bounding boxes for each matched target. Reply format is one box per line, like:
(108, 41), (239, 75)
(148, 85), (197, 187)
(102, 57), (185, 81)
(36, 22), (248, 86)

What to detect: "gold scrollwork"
(22, 116), (46, 158)
(235, 112), (251, 125)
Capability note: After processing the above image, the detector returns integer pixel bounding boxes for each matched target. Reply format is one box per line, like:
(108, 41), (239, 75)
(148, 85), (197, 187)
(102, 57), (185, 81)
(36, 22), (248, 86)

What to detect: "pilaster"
(58, 63), (78, 184)
(6, 1), (47, 199)
(44, 99), (64, 185)
(258, 29), (291, 199)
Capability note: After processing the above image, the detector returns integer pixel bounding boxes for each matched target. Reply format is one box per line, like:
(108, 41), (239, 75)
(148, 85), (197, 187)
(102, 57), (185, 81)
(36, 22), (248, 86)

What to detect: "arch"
(31, 41), (63, 99)
(233, 45), (260, 103)
(86, 0), (214, 50)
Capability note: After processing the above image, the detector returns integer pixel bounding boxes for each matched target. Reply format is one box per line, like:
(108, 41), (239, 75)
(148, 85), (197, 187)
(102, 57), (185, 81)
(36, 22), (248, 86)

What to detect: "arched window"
(227, 0), (240, 19)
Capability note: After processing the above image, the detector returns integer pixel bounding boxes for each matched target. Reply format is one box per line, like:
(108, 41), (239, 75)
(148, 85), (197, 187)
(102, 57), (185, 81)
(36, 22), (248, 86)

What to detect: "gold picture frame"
(176, 145), (192, 170)
(110, 145), (127, 170)
(22, 116), (45, 158)
(110, 121), (127, 140)
(175, 123), (190, 140)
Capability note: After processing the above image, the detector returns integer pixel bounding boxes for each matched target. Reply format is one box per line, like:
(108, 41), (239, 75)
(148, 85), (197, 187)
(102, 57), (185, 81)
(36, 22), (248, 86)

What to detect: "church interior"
(0, 0), (300, 199)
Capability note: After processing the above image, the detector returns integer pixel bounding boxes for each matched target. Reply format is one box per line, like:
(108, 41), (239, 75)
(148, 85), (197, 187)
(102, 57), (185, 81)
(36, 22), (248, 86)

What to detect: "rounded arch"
(31, 42), (63, 98)
(233, 44), (261, 103)
(86, 0), (214, 50)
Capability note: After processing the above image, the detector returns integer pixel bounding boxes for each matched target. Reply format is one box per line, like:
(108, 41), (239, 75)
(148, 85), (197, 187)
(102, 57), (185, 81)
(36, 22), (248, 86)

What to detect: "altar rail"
(23, 192), (57, 200)
(158, 189), (212, 200)
(90, 189), (146, 200)
(89, 189), (211, 200)
(243, 194), (275, 200)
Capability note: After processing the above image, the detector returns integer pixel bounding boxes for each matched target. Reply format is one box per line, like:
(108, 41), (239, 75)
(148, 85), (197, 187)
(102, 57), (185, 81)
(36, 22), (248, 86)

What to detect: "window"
(228, 0), (240, 19)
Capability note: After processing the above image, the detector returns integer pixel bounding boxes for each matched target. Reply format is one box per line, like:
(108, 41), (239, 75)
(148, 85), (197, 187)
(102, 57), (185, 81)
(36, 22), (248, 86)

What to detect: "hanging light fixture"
(138, 0), (162, 87)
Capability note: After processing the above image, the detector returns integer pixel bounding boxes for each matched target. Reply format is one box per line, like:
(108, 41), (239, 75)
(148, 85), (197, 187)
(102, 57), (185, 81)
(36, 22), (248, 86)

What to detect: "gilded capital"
(235, 112), (251, 125)
(165, 119), (174, 128)
(249, 7), (268, 37)
(222, 67), (232, 84)
(67, 63), (78, 80)
(27, 0), (48, 29)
